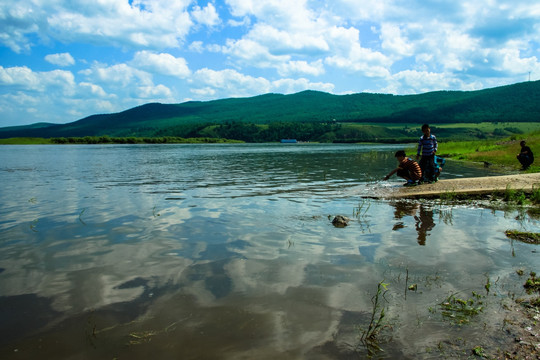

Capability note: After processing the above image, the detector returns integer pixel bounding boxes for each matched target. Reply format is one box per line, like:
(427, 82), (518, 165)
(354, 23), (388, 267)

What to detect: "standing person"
(517, 140), (534, 170)
(383, 150), (423, 186)
(417, 124), (438, 183)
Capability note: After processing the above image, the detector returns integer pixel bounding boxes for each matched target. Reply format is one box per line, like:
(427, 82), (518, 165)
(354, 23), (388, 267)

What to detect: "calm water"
(0, 144), (538, 359)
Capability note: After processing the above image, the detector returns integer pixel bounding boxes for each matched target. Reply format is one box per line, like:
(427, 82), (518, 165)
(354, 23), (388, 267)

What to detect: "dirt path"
(384, 173), (540, 199)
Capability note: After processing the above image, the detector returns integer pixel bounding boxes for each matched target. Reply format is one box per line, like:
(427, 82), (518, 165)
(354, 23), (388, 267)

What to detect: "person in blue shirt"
(416, 124), (438, 183)
(433, 155), (446, 181)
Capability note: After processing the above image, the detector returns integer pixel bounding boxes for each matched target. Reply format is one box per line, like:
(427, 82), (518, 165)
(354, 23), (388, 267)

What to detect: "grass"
(436, 130), (540, 172)
(504, 185), (527, 204)
(0, 137), (53, 144)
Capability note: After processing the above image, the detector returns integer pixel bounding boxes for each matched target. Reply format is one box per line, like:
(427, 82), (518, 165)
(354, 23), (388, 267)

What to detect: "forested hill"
(1, 80), (539, 140)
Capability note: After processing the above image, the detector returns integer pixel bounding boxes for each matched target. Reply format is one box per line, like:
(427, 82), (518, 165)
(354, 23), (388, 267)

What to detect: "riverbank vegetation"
(438, 130), (540, 172)
(0, 136), (243, 145)
(1, 126), (538, 175)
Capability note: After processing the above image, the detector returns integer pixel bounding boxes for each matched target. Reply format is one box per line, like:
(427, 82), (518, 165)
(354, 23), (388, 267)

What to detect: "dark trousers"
(419, 155), (435, 182)
(518, 154), (533, 168)
(396, 168), (412, 180)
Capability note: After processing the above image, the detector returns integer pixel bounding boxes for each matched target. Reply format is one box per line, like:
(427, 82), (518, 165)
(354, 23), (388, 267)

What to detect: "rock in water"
(332, 215), (350, 227)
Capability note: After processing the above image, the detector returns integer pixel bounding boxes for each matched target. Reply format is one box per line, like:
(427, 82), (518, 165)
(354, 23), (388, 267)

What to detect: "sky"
(0, 0), (539, 127)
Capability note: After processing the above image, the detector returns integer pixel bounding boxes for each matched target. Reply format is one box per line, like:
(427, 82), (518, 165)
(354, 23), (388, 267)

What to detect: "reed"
(357, 280), (390, 353)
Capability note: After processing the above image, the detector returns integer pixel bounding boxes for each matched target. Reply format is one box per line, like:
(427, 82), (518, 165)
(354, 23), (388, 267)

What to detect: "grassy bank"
(437, 131), (540, 173)
(0, 137), (54, 144)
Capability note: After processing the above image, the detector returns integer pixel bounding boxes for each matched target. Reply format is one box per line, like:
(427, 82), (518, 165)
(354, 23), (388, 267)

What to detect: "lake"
(0, 143), (538, 359)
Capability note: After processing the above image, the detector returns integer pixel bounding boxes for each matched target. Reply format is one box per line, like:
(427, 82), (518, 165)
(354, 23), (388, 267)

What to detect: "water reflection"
(0, 144), (536, 359)
(391, 201), (436, 245)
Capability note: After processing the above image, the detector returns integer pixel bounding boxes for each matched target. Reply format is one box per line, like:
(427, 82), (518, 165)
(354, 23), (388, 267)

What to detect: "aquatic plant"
(79, 208), (86, 225)
(484, 275), (491, 294)
(353, 199), (371, 218)
(439, 291), (484, 325)
(505, 230), (540, 244)
(524, 272), (540, 293)
(472, 346), (485, 357)
(30, 218), (38, 232)
(358, 280), (390, 352)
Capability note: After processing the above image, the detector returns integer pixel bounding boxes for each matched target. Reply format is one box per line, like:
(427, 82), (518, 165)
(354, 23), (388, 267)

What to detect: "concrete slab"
(379, 173), (540, 199)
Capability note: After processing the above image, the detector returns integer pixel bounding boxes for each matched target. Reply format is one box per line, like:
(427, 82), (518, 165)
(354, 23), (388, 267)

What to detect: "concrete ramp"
(379, 173), (540, 199)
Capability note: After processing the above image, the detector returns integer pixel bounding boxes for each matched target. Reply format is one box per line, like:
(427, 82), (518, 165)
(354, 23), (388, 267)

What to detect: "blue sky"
(0, 0), (539, 127)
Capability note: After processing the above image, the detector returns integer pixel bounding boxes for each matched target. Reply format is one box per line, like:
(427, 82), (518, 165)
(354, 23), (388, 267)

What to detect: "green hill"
(1, 80), (539, 142)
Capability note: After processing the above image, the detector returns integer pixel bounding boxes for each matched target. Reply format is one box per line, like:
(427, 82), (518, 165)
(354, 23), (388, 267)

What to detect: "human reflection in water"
(391, 201), (435, 245)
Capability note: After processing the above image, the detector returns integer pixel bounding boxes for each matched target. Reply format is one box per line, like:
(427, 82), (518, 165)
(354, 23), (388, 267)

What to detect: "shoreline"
(376, 173), (540, 199)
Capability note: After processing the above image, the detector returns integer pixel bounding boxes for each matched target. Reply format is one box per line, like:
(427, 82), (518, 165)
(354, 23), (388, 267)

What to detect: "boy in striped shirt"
(383, 150), (423, 186)
(417, 124), (438, 183)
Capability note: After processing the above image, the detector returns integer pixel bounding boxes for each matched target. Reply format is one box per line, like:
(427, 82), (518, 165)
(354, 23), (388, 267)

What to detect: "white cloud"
(45, 53), (75, 67)
(136, 84), (173, 99)
(0, 2), (44, 53)
(192, 68), (272, 97)
(2, 0), (540, 127)
(493, 48), (539, 75)
(228, 16), (251, 27)
(191, 3), (221, 27)
(79, 62), (176, 105)
(190, 68), (334, 99)
(248, 23), (329, 55)
(79, 82), (108, 98)
(189, 41), (205, 53)
(0, 66), (75, 93)
(80, 63), (153, 87)
(325, 42), (391, 78)
(131, 51), (191, 78)
(224, 38), (290, 68)
(384, 70), (482, 94)
(277, 60), (325, 77)
(2, 0), (194, 51)
(326, 0), (388, 21)
(380, 24), (414, 58)
(271, 77), (334, 94)
(0, 66), (40, 90)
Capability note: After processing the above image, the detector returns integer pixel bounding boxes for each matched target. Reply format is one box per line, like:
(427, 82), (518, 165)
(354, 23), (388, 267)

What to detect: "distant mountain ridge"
(1, 80), (539, 139)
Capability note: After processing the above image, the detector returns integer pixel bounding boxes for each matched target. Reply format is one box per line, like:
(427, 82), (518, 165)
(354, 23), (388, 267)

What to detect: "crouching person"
(383, 150), (423, 186)
(517, 141), (534, 170)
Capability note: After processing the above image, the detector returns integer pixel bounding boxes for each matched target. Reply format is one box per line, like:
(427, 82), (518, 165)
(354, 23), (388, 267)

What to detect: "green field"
(342, 122), (540, 142)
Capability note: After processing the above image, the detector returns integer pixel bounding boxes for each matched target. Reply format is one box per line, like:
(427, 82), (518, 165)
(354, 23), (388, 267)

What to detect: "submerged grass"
(439, 291), (485, 325)
(356, 281), (390, 355)
(505, 230), (540, 244)
(524, 272), (540, 293)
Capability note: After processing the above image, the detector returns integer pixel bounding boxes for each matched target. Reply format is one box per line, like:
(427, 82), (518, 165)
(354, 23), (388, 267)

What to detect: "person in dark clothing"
(517, 140), (534, 170)
(416, 124), (438, 183)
